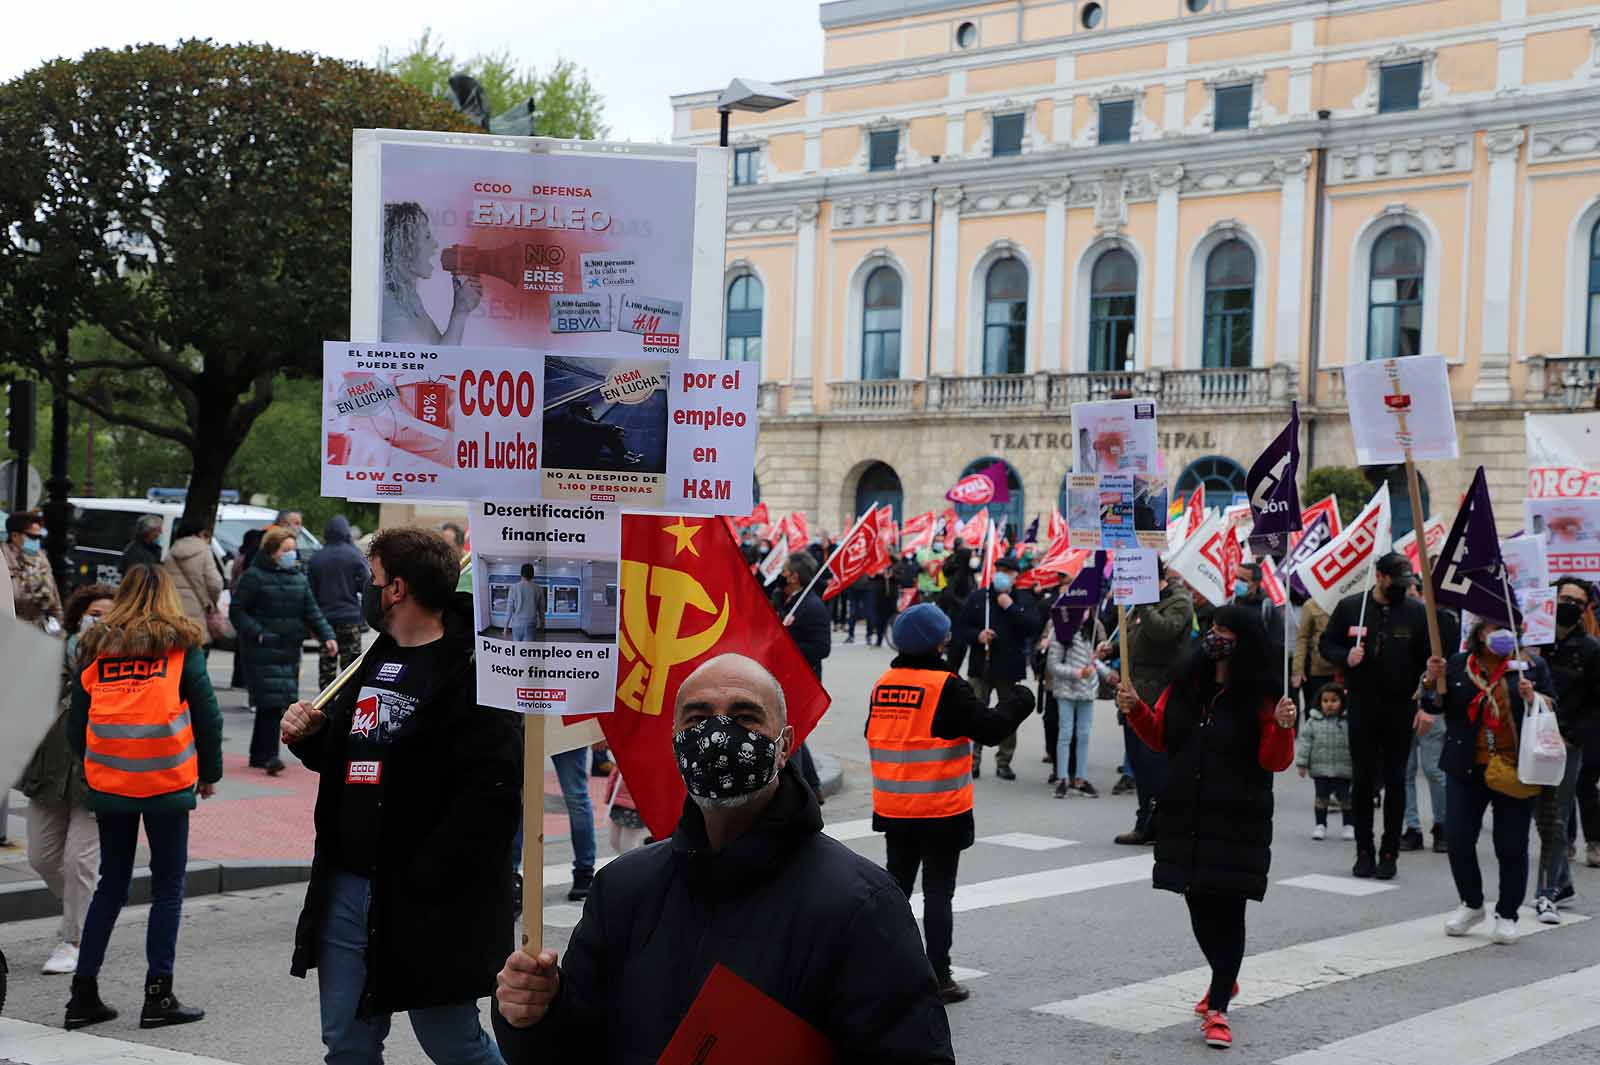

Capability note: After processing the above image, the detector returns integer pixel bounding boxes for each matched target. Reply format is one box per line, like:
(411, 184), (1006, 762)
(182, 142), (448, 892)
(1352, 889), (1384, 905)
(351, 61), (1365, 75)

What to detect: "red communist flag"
(789, 510), (810, 546)
(822, 509), (883, 600)
(960, 507), (990, 551)
(609, 515), (832, 841)
(1185, 485), (1206, 537)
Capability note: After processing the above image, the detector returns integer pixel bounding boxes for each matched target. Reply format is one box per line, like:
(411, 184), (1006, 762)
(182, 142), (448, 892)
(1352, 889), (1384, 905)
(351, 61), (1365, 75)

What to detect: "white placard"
(1526, 497), (1600, 583)
(1519, 587), (1558, 647)
(1500, 534), (1549, 592)
(0, 615), (66, 792)
(1111, 548), (1160, 605)
(1342, 355), (1459, 464)
(469, 502), (620, 715)
(1072, 399), (1160, 475)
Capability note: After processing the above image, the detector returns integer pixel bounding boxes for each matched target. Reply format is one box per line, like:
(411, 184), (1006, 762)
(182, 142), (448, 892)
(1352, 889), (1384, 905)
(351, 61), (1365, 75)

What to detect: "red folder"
(657, 963), (837, 1065)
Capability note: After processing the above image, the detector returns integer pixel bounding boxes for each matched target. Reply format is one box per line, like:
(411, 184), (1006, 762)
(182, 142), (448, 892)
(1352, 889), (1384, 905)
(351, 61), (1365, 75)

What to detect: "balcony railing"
(828, 379), (922, 413)
(1048, 371), (1147, 407)
(927, 373), (1042, 411)
(1527, 355), (1600, 410)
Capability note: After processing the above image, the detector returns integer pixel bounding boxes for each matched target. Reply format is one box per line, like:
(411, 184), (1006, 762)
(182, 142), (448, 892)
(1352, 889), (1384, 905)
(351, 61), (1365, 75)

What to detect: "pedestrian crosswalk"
(0, 1019), (239, 1065)
(1277, 872), (1398, 896)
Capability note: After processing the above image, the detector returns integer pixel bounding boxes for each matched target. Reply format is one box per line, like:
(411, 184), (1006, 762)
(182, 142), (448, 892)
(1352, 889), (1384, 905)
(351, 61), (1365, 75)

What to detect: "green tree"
(0, 41), (477, 529)
(379, 30), (607, 139)
(1304, 466), (1374, 526)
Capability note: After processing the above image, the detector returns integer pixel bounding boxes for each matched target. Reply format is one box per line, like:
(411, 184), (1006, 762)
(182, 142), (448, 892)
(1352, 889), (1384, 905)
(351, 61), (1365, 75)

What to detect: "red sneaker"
(1193, 982), (1240, 1015)
(1202, 1010), (1232, 1049)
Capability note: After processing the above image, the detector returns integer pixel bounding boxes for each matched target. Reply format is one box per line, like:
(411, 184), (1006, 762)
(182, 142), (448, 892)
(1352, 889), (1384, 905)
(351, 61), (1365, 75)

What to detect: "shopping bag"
(1518, 692), (1567, 787)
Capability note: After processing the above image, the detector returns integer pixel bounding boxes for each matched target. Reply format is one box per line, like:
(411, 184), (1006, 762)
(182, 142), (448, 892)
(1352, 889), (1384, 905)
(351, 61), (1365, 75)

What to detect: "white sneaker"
(1444, 904), (1486, 937)
(1536, 898), (1560, 925)
(1312, 825), (1327, 840)
(1491, 916), (1519, 944)
(1341, 825), (1356, 841)
(42, 941), (78, 975)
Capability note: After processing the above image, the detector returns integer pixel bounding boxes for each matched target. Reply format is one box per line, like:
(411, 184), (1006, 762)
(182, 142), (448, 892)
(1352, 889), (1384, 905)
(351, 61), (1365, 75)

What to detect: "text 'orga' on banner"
(1065, 398), (1167, 550)
(320, 342), (757, 513)
(349, 129), (725, 358)
(1525, 411), (1600, 499)
(467, 502), (620, 715)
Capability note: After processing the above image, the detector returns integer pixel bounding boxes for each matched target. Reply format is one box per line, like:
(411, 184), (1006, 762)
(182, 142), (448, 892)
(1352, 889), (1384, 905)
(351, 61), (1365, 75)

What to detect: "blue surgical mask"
(22, 536), (40, 555)
(1234, 579), (1250, 599)
(277, 550), (298, 570)
(993, 573), (1014, 593)
(1486, 629), (1517, 657)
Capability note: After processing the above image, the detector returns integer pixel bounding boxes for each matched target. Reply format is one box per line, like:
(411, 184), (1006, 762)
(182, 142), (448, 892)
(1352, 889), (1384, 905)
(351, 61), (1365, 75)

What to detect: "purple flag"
(1051, 551), (1106, 644)
(1245, 403), (1302, 559)
(1283, 510), (1335, 600)
(1433, 466), (1520, 628)
(1023, 516), (1040, 544)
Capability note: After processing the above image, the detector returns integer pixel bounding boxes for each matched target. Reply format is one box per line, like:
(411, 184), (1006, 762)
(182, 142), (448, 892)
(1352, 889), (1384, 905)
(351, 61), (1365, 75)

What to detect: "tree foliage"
(1304, 466), (1374, 526)
(379, 29), (607, 140)
(0, 40), (477, 529)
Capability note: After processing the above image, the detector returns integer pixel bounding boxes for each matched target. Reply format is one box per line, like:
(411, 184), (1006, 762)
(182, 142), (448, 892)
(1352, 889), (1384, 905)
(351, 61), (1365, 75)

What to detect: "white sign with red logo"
(1295, 484), (1394, 612)
(1168, 513), (1230, 607)
(346, 759), (382, 785)
(1394, 516), (1447, 572)
(468, 502), (621, 715)
(1519, 587), (1558, 646)
(1111, 548), (1160, 606)
(1526, 497), (1600, 582)
(1525, 412), (1600, 499)
(1342, 355), (1459, 465)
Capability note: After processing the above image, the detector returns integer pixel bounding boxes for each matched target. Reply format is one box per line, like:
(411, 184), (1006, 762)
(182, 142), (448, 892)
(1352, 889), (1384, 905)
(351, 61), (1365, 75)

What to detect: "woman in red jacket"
(1115, 604), (1298, 1051)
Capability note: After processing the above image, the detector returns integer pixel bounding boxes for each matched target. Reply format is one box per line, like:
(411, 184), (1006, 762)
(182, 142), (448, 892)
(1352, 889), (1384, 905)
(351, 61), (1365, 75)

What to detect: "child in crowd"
(606, 771), (648, 855)
(1296, 684), (1355, 840)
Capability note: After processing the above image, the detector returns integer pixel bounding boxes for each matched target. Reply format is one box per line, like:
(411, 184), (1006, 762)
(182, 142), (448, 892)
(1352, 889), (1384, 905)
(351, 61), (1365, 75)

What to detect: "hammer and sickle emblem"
(616, 561), (731, 716)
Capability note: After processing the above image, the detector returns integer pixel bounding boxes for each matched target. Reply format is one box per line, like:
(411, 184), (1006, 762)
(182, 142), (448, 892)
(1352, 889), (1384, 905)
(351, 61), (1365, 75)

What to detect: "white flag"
(1294, 484), (1393, 613)
(758, 518), (791, 586)
(1167, 513), (1231, 608)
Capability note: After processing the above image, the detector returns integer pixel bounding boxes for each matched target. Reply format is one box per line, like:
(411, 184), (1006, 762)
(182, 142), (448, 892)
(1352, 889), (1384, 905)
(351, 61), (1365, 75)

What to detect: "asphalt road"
(4, 639), (1599, 1064)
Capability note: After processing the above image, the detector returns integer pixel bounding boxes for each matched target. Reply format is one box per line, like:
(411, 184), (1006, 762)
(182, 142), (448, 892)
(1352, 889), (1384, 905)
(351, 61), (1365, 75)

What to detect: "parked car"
(67, 496), (321, 587)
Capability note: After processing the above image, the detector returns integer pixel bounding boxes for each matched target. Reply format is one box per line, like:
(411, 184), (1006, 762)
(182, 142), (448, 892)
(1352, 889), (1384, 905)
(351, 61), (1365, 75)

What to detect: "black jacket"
(232, 550), (335, 708)
(307, 516), (369, 627)
(781, 587), (832, 676)
(1429, 651), (1555, 781)
(120, 537), (162, 575)
(867, 653), (1036, 846)
(1320, 589), (1432, 708)
(288, 592), (522, 1016)
(1546, 627), (1600, 744)
(937, 549), (974, 620)
(493, 763), (954, 1065)
(954, 586), (1042, 684)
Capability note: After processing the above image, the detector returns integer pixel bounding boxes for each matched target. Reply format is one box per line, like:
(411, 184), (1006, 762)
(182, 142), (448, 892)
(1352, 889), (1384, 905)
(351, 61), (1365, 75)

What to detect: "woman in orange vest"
(64, 564), (224, 1032)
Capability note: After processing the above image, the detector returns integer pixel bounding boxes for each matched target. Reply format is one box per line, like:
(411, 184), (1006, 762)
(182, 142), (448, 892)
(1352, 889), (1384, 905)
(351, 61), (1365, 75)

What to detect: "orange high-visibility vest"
(80, 650), (197, 799)
(866, 667), (973, 819)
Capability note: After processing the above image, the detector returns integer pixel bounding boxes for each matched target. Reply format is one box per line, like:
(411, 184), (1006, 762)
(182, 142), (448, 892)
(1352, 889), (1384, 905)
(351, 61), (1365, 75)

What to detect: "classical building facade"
(672, 0), (1600, 540)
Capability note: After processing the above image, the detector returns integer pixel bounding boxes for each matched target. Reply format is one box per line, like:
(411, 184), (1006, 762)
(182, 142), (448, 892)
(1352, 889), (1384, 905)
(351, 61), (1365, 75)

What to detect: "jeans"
(251, 704), (286, 766)
(77, 810), (189, 981)
(885, 832), (961, 977)
(1185, 892), (1246, 1014)
(543, 748), (594, 876)
(1404, 713), (1448, 833)
(1056, 699), (1094, 783)
(510, 623), (537, 642)
(1537, 743), (1584, 901)
(1314, 777), (1353, 827)
(1445, 768), (1535, 920)
(318, 871), (504, 1065)
(1350, 703), (1414, 854)
(845, 588), (872, 641)
(1124, 723), (1168, 834)
(969, 678), (1021, 769)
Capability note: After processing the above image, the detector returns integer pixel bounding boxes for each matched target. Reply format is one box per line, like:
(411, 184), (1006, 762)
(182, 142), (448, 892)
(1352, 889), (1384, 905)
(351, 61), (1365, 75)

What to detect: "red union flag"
(609, 515), (831, 840)
(1047, 508), (1068, 542)
(1293, 495), (1342, 549)
(1018, 537), (1090, 590)
(902, 511), (936, 554)
(960, 508), (990, 550)
(1297, 484), (1393, 612)
(823, 508), (883, 600)
(1221, 527), (1244, 601)
(1395, 516), (1447, 571)
(979, 522), (1000, 590)
(1185, 486), (1206, 536)
(946, 473), (996, 506)
(783, 514), (807, 555)
(1259, 556), (1286, 607)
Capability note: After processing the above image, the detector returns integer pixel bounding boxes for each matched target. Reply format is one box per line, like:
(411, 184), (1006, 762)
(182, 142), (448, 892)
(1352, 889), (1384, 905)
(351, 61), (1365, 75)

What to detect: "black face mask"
(362, 581), (391, 632)
(673, 715), (784, 808)
(1557, 602), (1584, 629)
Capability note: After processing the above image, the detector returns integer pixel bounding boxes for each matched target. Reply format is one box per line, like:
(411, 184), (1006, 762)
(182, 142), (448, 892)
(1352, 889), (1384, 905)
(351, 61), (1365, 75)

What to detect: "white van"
(68, 496), (322, 587)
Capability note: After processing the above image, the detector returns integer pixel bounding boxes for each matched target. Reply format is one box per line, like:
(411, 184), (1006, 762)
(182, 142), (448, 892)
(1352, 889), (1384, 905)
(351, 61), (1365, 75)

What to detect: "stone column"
(933, 186), (963, 375)
(1475, 128), (1524, 404)
(1042, 180), (1070, 371)
(791, 201), (821, 413)
(1151, 166), (1184, 368)
(1275, 153), (1312, 367)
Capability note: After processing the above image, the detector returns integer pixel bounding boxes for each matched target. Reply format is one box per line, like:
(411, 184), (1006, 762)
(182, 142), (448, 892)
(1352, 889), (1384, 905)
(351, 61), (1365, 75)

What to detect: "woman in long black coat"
(1115, 604), (1298, 1052)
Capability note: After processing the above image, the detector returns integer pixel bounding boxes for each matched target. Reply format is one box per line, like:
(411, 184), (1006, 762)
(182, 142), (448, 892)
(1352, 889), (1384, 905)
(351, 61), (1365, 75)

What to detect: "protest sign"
(1526, 497), (1600, 582)
(1394, 516), (1447, 572)
(321, 343), (755, 512)
(1525, 411), (1600, 499)
(1342, 355), (1459, 465)
(1296, 484), (1393, 613)
(1111, 549), (1160, 606)
(468, 502), (620, 715)
(351, 130), (724, 357)
(757, 520), (790, 586)
(1068, 399), (1167, 551)
(1501, 534), (1549, 592)
(1519, 588), (1558, 646)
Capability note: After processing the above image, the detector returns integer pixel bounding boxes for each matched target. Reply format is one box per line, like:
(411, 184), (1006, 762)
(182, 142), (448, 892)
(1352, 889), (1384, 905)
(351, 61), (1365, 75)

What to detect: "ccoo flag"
(1295, 484), (1393, 613)
(946, 462), (1011, 506)
(822, 508), (886, 600)
(1432, 466), (1520, 628)
(1245, 403), (1302, 560)
(610, 515), (832, 841)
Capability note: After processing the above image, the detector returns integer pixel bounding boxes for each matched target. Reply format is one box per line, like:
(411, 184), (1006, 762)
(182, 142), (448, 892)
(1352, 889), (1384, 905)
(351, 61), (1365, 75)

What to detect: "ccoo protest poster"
(469, 502), (620, 714)
(321, 342), (756, 512)
(350, 129), (726, 357)
(1066, 399), (1167, 549)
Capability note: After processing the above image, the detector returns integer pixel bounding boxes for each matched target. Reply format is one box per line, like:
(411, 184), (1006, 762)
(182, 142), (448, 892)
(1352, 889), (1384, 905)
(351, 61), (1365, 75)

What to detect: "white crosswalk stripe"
(1276, 962), (1600, 1065)
(1032, 907), (1587, 1033)
(977, 832), (1079, 851)
(1276, 873), (1398, 896)
(912, 854), (1153, 914)
(822, 817), (877, 841)
(0, 1018), (241, 1064)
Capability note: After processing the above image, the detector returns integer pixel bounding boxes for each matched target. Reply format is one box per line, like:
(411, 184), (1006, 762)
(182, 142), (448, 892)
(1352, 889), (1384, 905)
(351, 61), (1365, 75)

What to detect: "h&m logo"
(97, 657), (169, 683)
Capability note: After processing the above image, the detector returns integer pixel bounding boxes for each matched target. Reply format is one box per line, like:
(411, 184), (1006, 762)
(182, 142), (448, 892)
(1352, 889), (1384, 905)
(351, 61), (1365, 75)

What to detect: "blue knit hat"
(893, 603), (951, 655)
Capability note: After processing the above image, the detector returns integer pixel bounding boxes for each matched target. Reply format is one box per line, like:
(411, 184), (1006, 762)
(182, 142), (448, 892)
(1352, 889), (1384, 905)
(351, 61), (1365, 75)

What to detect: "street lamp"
(716, 77), (798, 147)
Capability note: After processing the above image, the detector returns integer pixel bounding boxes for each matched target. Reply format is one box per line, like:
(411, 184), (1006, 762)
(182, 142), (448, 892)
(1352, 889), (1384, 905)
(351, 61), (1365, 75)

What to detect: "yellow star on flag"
(662, 518), (703, 557)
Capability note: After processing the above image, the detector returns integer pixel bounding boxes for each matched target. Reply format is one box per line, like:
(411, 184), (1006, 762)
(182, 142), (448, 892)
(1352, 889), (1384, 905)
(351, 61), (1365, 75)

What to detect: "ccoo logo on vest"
(97, 656), (170, 683)
(870, 684), (925, 718)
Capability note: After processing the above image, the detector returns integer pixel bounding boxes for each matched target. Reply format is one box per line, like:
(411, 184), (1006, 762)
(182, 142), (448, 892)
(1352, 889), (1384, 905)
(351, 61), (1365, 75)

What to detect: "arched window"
(1367, 226), (1425, 360)
(1203, 240), (1255, 368)
(1588, 218), (1600, 355)
(854, 461), (903, 524)
(982, 258), (1028, 374)
(1174, 455), (1248, 511)
(725, 274), (762, 363)
(954, 457), (1025, 539)
(1089, 248), (1138, 372)
(1366, 465), (1430, 541)
(862, 266), (902, 380)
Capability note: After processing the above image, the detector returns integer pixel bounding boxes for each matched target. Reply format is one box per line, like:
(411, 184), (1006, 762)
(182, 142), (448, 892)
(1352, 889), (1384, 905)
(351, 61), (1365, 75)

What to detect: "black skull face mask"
(673, 715), (782, 807)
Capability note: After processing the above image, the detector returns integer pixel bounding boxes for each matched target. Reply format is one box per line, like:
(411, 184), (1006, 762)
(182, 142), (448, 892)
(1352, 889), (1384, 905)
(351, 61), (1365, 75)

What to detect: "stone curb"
(0, 860), (313, 926)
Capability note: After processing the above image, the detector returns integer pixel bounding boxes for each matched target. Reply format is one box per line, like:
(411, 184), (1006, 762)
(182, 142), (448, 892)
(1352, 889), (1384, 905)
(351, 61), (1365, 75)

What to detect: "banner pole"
(784, 505), (873, 625)
(1404, 454), (1447, 695)
(1356, 561), (1373, 650)
(1498, 569), (1524, 663)
(521, 719), (545, 955)
(1117, 605), (1131, 687)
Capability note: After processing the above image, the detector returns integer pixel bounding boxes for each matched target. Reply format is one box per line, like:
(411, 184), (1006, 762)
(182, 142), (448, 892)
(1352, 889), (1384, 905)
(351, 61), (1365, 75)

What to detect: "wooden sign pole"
(1117, 605), (1131, 687)
(521, 720), (545, 954)
(1388, 368), (1446, 694)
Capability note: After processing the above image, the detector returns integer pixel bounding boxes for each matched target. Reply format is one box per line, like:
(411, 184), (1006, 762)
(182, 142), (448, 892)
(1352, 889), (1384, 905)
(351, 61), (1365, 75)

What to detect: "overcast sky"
(0, 0), (826, 142)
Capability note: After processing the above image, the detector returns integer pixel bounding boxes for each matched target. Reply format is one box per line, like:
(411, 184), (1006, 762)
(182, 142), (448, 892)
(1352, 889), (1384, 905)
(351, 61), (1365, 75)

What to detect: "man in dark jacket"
(1320, 551), (1433, 880)
(308, 515), (370, 690)
(1233, 562), (1284, 654)
(1535, 577), (1600, 917)
(280, 527), (520, 1064)
(870, 604), (1034, 1003)
(778, 549), (830, 799)
(120, 514), (164, 575)
(492, 653), (954, 1064)
(938, 543), (975, 672)
(956, 555), (1041, 781)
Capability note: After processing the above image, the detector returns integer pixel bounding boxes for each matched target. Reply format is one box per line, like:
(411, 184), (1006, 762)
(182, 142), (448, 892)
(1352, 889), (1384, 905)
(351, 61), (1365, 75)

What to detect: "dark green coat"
(17, 642), (91, 808)
(231, 551), (335, 709)
(68, 645), (224, 815)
